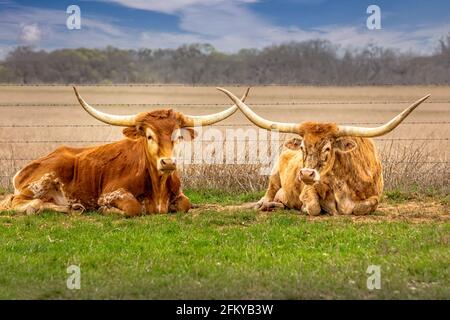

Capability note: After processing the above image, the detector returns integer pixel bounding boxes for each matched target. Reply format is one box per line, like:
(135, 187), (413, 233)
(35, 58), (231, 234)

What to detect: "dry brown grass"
(190, 198), (450, 223)
(176, 144), (449, 194)
(380, 141), (449, 194)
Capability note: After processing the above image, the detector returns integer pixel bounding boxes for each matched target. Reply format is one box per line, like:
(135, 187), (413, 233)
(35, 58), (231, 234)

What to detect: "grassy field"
(0, 190), (448, 300)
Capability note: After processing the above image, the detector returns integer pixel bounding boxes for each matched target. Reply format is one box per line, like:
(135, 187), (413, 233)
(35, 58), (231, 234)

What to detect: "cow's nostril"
(160, 158), (175, 169)
(300, 169), (315, 178)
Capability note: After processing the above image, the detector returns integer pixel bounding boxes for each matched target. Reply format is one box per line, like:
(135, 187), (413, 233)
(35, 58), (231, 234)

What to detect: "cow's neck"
(142, 140), (170, 213)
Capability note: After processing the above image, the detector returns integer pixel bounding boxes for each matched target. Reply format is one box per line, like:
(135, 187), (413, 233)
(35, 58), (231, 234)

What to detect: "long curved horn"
(337, 94), (431, 137)
(73, 87), (136, 126)
(216, 87), (300, 133)
(182, 87), (251, 127)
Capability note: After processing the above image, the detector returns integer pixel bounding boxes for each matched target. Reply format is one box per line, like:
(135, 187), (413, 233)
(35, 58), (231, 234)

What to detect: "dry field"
(0, 85), (449, 194)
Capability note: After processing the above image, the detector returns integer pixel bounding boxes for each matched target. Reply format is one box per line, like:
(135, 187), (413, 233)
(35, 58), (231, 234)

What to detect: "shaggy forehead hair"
(298, 122), (339, 143)
(135, 109), (181, 131)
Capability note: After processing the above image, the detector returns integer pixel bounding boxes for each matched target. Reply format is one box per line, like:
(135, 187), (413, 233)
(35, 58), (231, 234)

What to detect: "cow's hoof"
(260, 201), (284, 212)
(254, 200), (263, 210)
(302, 203), (321, 216)
(254, 198), (271, 210)
(71, 203), (85, 214)
(25, 201), (43, 215)
(25, 207), (37, 215)
(98, 206), (109, 214)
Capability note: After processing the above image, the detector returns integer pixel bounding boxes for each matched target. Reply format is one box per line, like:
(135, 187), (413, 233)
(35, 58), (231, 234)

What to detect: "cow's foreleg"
(6, 172), (78, 214)
(8, 195), (78, 214)
(43, 203), (81, 214)
(9, 195), (44, 214)
(169, 193), (191, 213)
(258, 188), (285, 211)
(299, 185), (321, 216)
(256, 171), (282, 210)
(319, 193), (338, 215)
(335, 190), (379, 215)
(98, 189), (143, 217)
(351, 196), (379, 215)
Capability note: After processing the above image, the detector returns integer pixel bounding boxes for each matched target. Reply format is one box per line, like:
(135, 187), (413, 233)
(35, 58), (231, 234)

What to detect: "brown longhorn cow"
(0, 87), (249, 216)
(217, 87), (430, 215)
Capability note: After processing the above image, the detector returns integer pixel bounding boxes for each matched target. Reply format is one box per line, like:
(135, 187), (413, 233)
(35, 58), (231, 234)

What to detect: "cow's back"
(14, 146), (86, 190)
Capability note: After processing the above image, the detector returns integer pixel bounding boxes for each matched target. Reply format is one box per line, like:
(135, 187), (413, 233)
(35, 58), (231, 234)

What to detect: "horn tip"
(420, 94), (431, 103)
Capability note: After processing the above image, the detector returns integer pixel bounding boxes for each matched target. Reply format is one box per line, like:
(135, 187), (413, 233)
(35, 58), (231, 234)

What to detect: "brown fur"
(257, 122), (383, 215)
(256, 139), (305, 211)
(1, 110), (193, 216)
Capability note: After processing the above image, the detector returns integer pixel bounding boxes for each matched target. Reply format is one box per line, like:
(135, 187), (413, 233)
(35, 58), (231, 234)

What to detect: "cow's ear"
(171, 128), (197, 142)
(183, 128), (198, 140)
(334, 137), (357, 153)
(284, 137), (302, 150)
(123, 125), (145, 139)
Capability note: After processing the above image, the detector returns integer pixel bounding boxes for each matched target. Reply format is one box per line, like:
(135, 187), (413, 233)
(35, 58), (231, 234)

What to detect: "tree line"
(0, 37), (449, 85)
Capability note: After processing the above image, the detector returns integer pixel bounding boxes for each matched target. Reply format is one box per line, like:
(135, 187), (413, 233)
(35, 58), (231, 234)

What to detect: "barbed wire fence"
(0, 102), (449, 193)
(0, 82), (446, 89)
(1, 102), (450, 107)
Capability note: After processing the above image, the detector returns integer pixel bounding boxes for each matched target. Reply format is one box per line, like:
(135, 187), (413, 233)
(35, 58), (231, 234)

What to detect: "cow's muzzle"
(299, 168), (320, 185)
(158, 157), (177, 173)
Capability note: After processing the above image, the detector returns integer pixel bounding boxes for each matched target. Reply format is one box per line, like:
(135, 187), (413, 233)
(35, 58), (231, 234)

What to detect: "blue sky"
(0, 0), (449, 58)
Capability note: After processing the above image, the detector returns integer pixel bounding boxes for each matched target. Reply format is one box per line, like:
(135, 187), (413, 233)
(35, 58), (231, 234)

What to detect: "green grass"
(384, 189), (413, 203)
(0, 190), (448, 299)
(184, 188), (264, 205)
(383, 188), (449, 206)
(0, 186), (7, 196)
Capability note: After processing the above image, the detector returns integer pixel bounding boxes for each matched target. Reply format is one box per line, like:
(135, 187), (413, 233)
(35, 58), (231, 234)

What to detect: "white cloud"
(101, 0), (257, 14)
(100, 0), (450, 54)
(314, 24), (450, 55)
(19, 24), (42, 44)
(0, 5), (135, 55)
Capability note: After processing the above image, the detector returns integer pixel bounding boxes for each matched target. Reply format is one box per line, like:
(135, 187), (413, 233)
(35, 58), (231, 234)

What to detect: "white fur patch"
(98, 189), (133, 207)
(313, 169), (321, 182)
(28, 172), (58, 198)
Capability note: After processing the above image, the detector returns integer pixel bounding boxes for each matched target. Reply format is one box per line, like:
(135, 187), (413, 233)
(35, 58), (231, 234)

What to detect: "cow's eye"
(147, 135), (153, 140)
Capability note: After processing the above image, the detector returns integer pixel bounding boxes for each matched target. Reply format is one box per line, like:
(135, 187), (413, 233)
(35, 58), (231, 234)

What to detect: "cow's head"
(217, 87), (430, 184)
(74, 87), (249, 174)
(296, 123), (356, 184)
